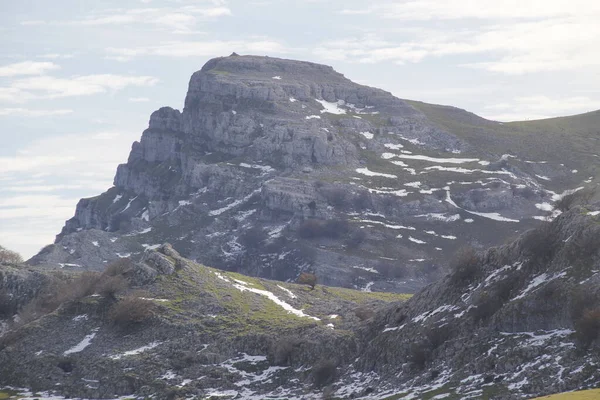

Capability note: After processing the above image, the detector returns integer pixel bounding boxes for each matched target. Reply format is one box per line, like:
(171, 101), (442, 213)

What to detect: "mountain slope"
(3, 194), (600, 399)
(28, 54), (595, 294)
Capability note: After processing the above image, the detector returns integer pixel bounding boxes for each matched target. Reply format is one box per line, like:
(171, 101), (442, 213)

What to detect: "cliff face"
(29, 55), (585, 293)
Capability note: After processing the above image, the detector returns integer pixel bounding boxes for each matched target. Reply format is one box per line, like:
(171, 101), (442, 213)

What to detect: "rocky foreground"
(2, 191), (600, 399)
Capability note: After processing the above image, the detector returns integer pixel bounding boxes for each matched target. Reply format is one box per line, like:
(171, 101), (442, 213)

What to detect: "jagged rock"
(29, 55), (588, 295)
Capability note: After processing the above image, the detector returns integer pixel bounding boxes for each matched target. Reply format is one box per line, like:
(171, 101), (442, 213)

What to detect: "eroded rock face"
(30, 55), (572, 293)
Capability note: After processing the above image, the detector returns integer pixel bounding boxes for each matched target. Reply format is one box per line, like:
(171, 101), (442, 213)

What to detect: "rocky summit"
(3, 54), (600, 400)
(28, 55), (600, 295)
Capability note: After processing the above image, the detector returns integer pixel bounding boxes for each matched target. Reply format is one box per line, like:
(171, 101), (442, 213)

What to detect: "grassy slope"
(406, 101), (600, 181)
(531, 389), (600, 399)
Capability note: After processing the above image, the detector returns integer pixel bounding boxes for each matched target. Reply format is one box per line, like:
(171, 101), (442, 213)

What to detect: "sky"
(1, 0), (600, 259)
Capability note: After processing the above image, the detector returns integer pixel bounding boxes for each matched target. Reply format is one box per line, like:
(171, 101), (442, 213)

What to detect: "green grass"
(406, 100), (600, 183)
(531, 389), (600, 399)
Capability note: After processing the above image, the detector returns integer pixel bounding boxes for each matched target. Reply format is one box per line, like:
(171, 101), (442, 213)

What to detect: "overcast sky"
(1, 0), (600, 258)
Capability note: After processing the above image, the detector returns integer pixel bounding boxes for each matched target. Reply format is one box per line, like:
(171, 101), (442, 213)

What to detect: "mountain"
(2, 191), (600, 399)
(28, 54), (598, 295)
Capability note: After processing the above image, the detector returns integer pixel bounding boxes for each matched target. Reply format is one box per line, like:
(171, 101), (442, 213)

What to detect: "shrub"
(556, 188), (596, 212)
(354, 306), (375, 321)
(471, 292), (503, 322)
(104, 258), (134, 277)
(109, 296), (155, 329)
(0, 245), (23, 264)
(298, 219), (349, 239)
(96, 275), (128, 300)
(0, 290), (15, 318)
(297, 272), (317, 289)
(271, 336), (298, 366)
(574, 308), (600, 347)
(449, 246), (480, 285)
(321, 187), (348, 208)
(375, 262), (407, 279)
(352, 190), (372, 211)
(345, 229), (367, 247)
(521, 223), (557, 266)
(408, 342), (431, 370)
(426, 326), (452, 349)
(312, 359), (337, 388)
(239, 226), (269, 250)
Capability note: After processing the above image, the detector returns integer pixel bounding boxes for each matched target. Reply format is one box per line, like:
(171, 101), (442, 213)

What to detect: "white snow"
(381, 152), (396, 160)
(122, 196), (138, 212)
(352, 265), (379, 274)
(392, 154), (480, 164)
(355, 168), (397, 178)
(64, 329), (98, 355)
(445, 190), (519, 222)
(141, 209), (150, 222)
(404, 181), (421, 188)
(142, 244), (161, 250)
(357, 219), (415, 230)
(239, 163), (275, 174)
(272, 76), (281, 80)
(408, 236), (426, 244)
(116, 252), (131, 258)
(178, 200), (192, 206)
(588, 211), (600, 216)
(360, 131), (374, 139)
(91, 241), (99, 247)
(416, 213), (461, 222)
(413, 305), (459, 323)
(289, 97), (297, 102)
(536, 174), (551, 181)
(214, 272), (320, 320)
(110, 341), (162, 360)
(305, 115), (321, 119)
(513, 272), (567, 300)
(209, 188), (261, 216)
(535, 202), (554, 211)
(384, 143), (403, 150)
(277, 285), (297, 299)
(397, 135), (425, 145)
(362, 282), (374, 292)
(315, 98), (346, 115)
(112, 194), (122, 204)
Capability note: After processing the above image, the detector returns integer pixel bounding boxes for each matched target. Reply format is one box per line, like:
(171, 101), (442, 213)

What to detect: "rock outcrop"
(29, 55), (589, 294)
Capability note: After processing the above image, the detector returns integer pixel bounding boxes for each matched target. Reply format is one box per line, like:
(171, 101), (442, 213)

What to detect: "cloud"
(342, 0), (600, 20)
(0, 131), (141, 257)
(314, 14), (600, 74)
(72, 5), (231, 34)
(37, 53), (75, 60)
(0, 61), (60, 77)
(0, 74), (158, 103)
(0, 108), (73, 117)
(20, 20), (46, 26)
(483, 95), (600, 121)
(106, 39), (286, 60)
(128, 97), (150, 102)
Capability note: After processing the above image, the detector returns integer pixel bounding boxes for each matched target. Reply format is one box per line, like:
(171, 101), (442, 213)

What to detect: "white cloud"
(0, 61), (60, 77)
(314, 14), (600, 74)
(129, 97), (150, 102)
(483, 95), (600, 121)
(0, 108), (73, 117)
(106, 39), (286, 60)
(0, 74), (158, 103)
(37, 53), (75, 60)
(20, 20), (46, 26)
(0, 131), (140, 257)
(73, 5), (231, 33)
(342, 1), (600, 20)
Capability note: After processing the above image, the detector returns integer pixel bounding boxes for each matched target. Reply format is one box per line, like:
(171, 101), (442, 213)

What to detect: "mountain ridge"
(28, 54), (597, 296)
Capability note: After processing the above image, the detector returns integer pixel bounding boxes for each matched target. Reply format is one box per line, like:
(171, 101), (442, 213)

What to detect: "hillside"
(1, 190), (600, 399)
(27, 54), (594, 296)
